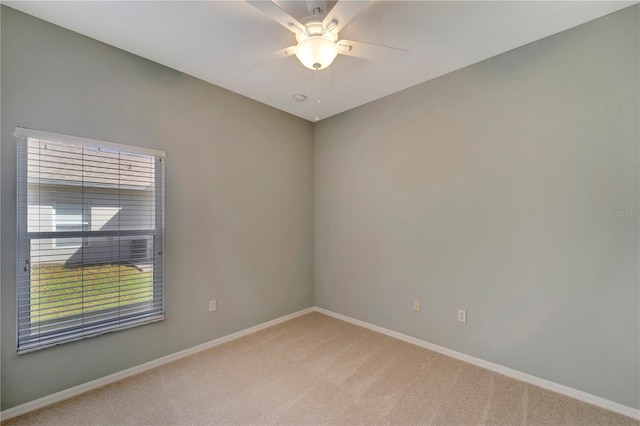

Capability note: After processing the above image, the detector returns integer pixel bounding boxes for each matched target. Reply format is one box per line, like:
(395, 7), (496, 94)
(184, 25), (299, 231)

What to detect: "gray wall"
(315, 6), (639, 409)
(1, 6), (314, 410)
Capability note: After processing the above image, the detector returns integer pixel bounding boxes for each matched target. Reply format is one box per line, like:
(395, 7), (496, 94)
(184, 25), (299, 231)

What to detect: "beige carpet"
(4, 312), (638, 426)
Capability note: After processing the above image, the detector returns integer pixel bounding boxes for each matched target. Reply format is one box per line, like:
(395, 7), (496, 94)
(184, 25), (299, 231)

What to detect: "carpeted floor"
(4, 312), (638, 425)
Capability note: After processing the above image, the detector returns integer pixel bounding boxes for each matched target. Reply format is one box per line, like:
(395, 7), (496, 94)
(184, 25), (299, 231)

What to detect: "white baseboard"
(313, 306), (640, 421)
(0, 307), (315, 421)
(3, 306), (638, 422)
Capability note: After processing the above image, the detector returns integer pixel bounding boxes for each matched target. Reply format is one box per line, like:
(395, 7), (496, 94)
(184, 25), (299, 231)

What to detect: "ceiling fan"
(247, 0), (409, 71)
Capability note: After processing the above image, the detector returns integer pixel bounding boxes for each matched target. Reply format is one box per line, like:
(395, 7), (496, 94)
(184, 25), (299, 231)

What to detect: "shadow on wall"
(65, 209), (153, 269)
(34, 201), (155, 269)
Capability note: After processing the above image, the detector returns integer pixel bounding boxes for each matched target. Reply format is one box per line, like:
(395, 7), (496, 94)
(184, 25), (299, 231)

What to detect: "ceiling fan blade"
(246, 46), (297, 71)
(322, 1), (371, 33)
(246, 1), (305, 34)
(337, 40), (409, 64)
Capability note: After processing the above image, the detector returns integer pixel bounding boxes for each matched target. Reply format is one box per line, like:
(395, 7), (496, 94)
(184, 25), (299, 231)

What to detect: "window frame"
(15, 127), (166, 354)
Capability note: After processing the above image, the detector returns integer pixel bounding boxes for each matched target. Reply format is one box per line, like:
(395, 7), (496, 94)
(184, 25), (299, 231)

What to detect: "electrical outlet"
(209, 300), (217, 312)
(458, 309), (466, 323)
(413, 300), (421, 312)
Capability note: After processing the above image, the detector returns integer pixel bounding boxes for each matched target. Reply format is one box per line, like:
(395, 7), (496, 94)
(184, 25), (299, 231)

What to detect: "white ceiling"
(4, 1), (636, 122)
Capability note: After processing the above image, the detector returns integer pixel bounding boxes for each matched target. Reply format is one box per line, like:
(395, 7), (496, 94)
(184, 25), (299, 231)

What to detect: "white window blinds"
(16, 128), (166, 354)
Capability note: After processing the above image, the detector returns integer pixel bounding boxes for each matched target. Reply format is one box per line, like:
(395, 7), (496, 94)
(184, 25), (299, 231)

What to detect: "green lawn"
(31, 263), (154, 322)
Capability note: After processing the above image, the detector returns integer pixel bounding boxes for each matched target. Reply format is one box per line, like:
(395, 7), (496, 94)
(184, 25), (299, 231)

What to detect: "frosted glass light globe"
(295, 37), (338, 70)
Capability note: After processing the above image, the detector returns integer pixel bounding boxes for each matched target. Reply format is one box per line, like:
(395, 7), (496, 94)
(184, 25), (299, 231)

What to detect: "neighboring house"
(26, 139), (156, 268)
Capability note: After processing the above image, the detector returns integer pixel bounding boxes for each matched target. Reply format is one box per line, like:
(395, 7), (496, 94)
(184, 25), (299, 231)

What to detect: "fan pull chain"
(314, 70), (321, 121)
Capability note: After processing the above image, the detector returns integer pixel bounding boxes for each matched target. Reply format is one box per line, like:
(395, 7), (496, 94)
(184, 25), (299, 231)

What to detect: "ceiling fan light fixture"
(295, 36), (338, 70)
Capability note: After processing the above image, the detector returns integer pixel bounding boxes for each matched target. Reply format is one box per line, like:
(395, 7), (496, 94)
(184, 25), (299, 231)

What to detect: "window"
(16, 128), (166, 354)
(53, 201), (90, 248)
